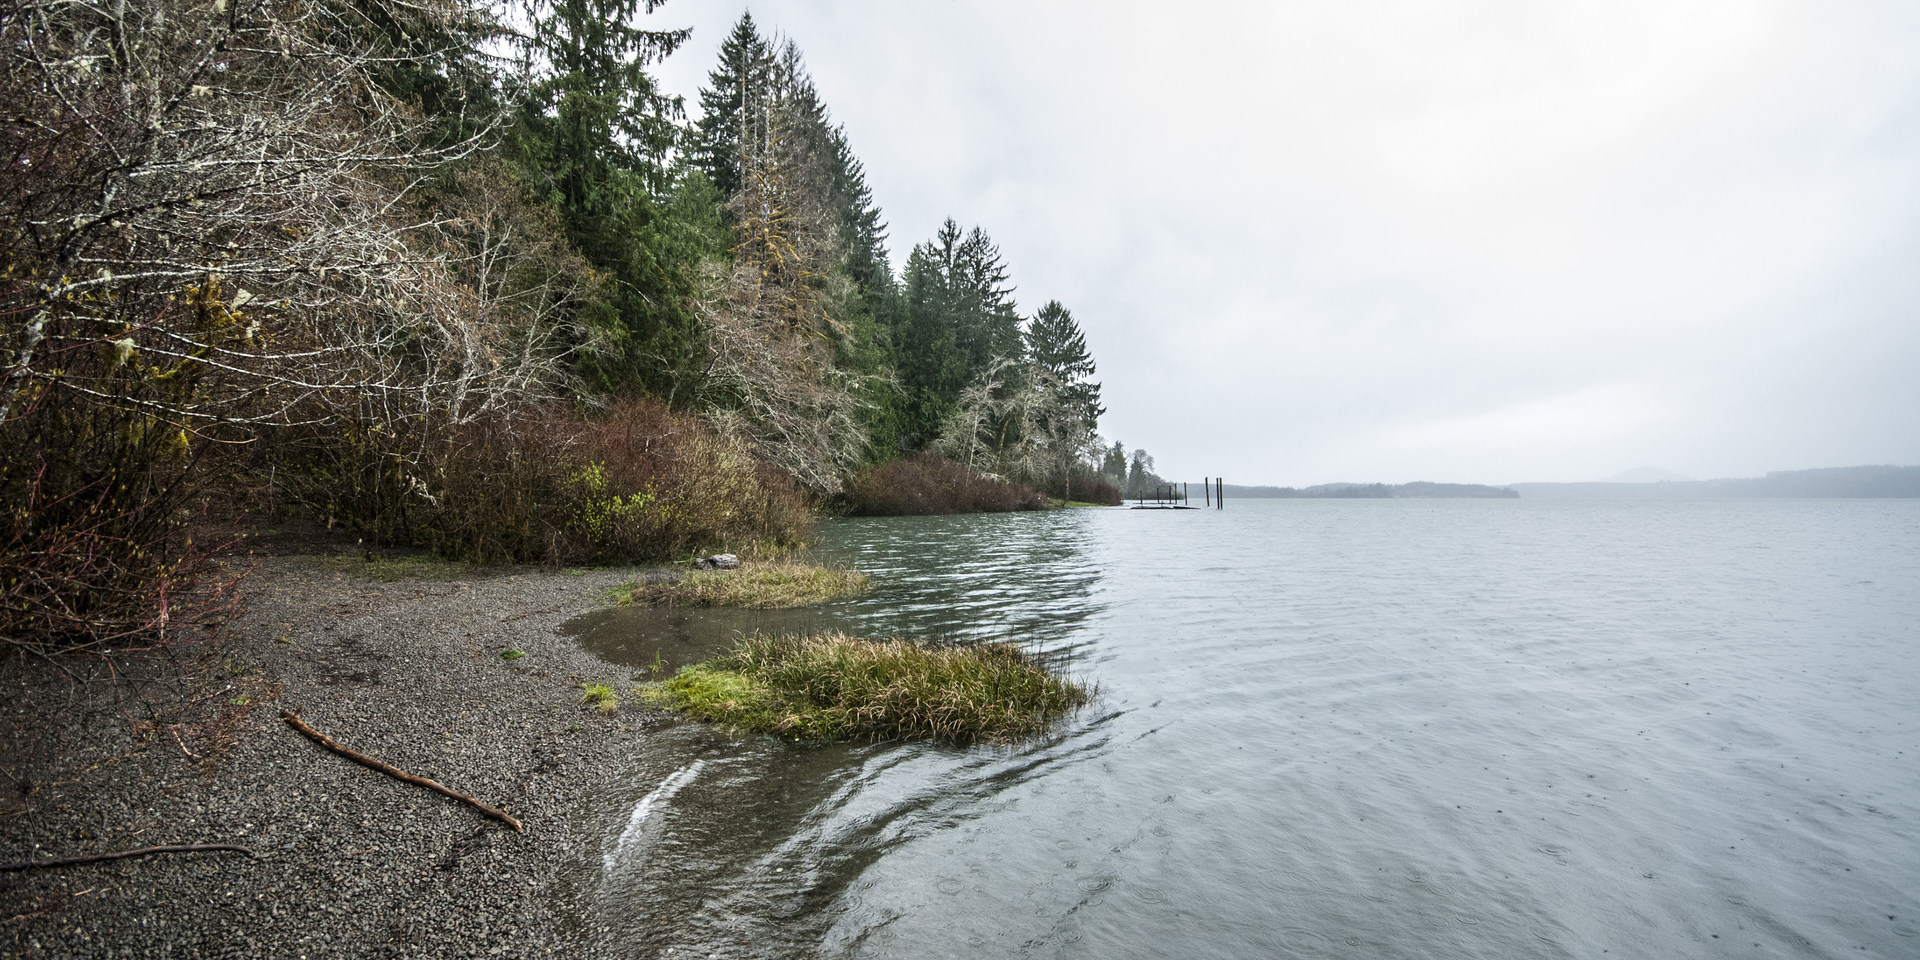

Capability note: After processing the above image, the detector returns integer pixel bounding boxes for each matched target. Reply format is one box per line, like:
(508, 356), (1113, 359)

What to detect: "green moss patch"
(579, 682), (619, 714)
(615, 561), (870, 609)
(321, 553), (465, 582)
(643, 632), (1089, 745)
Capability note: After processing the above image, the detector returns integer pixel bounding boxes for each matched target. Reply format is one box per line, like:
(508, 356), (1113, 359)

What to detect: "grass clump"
(501, 648), (526, 661)
(616, 561), (870, 609)
(643, 632), (1089, 745)
(579, 682), (619, 714)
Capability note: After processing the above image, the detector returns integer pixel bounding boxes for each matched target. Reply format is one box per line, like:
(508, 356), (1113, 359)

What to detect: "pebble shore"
(2, 555), (674, 959)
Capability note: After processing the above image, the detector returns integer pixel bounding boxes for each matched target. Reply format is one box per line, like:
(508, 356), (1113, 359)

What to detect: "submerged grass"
(614, 560), (870, 609)
(642, 632), (1089, 745)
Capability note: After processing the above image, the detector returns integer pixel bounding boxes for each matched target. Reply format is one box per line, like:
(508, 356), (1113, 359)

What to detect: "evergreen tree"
(509, 0), (701, 395)
(894, 220), (1023, 448)
(953, 226), (1025, 367)
(1102, 441), (1128, 487)
(1025, 300), (1104, 432)
(692, 14), (776, 199)
(896, 234), (969, 449)
(1127, 449), (1156, 499)
(830, 128), (894, 300)
(826, 129), (905, 456)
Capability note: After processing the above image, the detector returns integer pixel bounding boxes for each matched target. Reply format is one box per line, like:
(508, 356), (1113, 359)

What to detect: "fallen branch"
(281, 710), (524, 832)
(1, 843), (258, 872)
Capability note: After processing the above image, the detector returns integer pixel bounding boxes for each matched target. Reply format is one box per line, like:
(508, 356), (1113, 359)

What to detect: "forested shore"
(0, 2), (1161, 656)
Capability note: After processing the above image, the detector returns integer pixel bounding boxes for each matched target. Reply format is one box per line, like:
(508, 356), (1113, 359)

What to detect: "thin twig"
(0, 843), (257, 872)
(281, 710), (523, 832)
(169, 724), (204, 763)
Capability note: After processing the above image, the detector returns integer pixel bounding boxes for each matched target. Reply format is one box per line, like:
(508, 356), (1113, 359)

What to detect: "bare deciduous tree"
(690, 45), (877, 492)
(0, 0), (598, 650)
(0, 0), (556, 435)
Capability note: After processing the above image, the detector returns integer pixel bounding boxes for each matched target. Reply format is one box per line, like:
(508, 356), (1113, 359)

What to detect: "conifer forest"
(0, 3), (1164, 653)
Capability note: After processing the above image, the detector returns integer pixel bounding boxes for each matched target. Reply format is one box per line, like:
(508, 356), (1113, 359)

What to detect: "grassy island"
(643, 632), (1089, 745)
(612, 561), (871, 609)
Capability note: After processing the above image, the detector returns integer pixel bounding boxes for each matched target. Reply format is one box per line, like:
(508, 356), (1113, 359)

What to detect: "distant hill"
(1512, 465), (1920, 499)
(1223, 481), (1518, 499)
(1600, 466), (1697, 483)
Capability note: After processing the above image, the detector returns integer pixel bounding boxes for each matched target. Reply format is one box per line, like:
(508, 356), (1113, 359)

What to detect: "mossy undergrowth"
(642, 632), (1089, 745)
(612, 560), (870, 609)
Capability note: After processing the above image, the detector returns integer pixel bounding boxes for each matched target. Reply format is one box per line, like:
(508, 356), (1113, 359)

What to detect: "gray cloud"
(649, 1), (1920, 484)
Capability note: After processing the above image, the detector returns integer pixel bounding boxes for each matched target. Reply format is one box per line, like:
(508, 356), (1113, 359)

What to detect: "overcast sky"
(645, 1), (1920, 485)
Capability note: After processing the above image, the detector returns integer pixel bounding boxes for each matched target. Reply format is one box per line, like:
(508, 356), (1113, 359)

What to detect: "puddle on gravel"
(564, 603), (856, 673)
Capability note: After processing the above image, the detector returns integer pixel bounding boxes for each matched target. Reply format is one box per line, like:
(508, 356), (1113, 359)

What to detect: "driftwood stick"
(1, 843), (258, 872)
(281, 710), (524, 832)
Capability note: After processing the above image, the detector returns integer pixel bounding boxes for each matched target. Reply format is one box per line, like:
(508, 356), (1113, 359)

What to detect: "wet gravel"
(2, 555), (678, 959)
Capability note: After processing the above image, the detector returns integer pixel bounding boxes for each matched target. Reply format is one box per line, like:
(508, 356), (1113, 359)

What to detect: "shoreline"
(2, 552), (672, 958)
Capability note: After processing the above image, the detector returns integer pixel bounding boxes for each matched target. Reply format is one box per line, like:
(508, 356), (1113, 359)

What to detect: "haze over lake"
(571, 499), (1920, 958)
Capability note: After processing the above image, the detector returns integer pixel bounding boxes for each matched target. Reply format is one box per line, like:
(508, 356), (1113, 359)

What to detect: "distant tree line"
(1512, 466), (1920, 500)
(0, 3), (1124, 651)
(1224, 482), (1520, 499)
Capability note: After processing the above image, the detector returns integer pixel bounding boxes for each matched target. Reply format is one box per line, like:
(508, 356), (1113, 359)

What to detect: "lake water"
(561, 499), (1920, 959)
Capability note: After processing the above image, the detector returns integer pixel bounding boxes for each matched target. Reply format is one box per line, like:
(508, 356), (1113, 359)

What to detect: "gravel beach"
(2, 552), (676, 959)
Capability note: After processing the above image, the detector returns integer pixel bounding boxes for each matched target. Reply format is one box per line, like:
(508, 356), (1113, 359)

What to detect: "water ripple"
(573, 500), (1920, 959)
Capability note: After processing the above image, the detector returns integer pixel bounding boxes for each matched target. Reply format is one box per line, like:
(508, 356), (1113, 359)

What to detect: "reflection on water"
(571, 509), (1109, 672)
(560, 500), (1920, 959)
(555, 509), (1112, 958)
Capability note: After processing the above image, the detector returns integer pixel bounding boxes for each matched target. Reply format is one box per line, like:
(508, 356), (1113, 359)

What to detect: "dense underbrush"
(1043, 468), (1123, 507)
(270, 399), (813, 565)
(1, 401), (241, 658)
(842, 453), (1053, 516)
(1, 398), (812, 655)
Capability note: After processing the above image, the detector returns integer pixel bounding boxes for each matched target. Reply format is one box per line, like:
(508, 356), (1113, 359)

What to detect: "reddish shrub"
(1046, 467), (1122, 506)
(2, 450), (240, 657)
(280, 399), (813, 564)
(843, 453), (1052, 516)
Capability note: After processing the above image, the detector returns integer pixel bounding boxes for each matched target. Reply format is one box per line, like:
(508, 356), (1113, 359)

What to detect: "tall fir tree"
(894, 220), (1023, 448)
(693, 26), (906, 454)
(510, 0), (704, 396)
(692, 14), (776, 199)
(1025, 300), (1103, 432)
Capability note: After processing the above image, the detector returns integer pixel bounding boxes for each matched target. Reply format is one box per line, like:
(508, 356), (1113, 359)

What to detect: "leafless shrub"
(1, 447), (240, 660)
(843, 452), (1049, 517)
(0, 0), (513, 431)
(315, 399), (812, 565)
